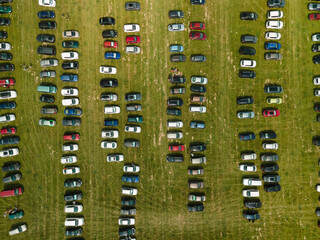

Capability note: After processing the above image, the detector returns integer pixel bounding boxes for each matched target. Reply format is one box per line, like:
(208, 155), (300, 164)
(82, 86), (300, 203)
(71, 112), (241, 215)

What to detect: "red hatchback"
(189, 22), (205, 30)
(168, 145), (185, 152)
(309, 14), (320, 20)
(126, 36), (141, 44)
(63, 133), (80, 141)
(189, 31), (207, 40)
(0, 78), (15, 88)
(0, 127), (16, 135)
(263, 109), (280, 117)
(104, 40), (118, 48)
(0, 188), (23, 198)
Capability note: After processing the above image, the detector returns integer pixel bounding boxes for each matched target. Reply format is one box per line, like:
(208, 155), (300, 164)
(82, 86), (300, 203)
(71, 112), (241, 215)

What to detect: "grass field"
(0, 0), (320, 239)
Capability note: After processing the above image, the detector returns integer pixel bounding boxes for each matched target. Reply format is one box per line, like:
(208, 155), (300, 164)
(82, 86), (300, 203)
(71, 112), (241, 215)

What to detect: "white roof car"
(168, 23), (185, 31)
(243, 178), (262, 186)
(0, 90), (17, 99)
(121, 187), (138, 195)
(100, 66), (117, 74)
(241, 153), (257, 160)
(191, 76), (208, 84)
(240, 59), (256, 68)
(0, 148), (19, 157)
(125, 46), (141, 54)
(312, 33), (320, 42)
(242, 189), (259, 197)
(317, 184), (320, 192)
(64, 204), (83, 213)
(63, 166), (80, 175)
(239, 164), (257, 172)
(167, 120), (183, 128)
(265, 32), (281, 40)
(107, 154), (124, 162)
(61, 155), (77, 164)
(101, 141), (117, 149)
(62, 98), (79, 106)
(262, 142), (278, 149)
(124, 24), (140, 32)
(104, 105), (120, 114)
(266, 20), (283, 29)
(9, 224), (27, 236)
(316, 89), (320, 96)
(39, 0), (56, 7)
(189, 106), (206, 113)
(61, 87), (79, 96)
(267, 10), (283, 19)
(0, 114), (15, 123)
(61, 51), (79, 60)
(118, 218), (135, 226)
(40, 58), (59, 67)
(63, 30), (80, 38)
(124, 125), (141, 133)
(0, 42), (11, 50)
(190, 156), (207, 164)
(62, 143), (79, 152)
(167, 132), (183, 139)
(64, 218), (84, 227)
(101, 130), (119, 138)
(315, 77), (320, 85)
(123, 163), (140, 173)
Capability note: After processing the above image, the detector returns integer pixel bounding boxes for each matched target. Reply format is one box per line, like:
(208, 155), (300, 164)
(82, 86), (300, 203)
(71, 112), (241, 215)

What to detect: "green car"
(127, 116), (143, 123)
(0, 6), (12, 14)
(62, 41), (79, 48)
(9, 211), (24, 220)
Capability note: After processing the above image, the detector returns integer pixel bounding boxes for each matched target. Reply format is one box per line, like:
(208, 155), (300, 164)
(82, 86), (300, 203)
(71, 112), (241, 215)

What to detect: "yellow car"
(267, 97), (282, 104)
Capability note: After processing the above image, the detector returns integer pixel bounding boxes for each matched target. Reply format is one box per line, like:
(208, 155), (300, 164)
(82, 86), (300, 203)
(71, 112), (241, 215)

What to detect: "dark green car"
(0, 6), (12, 14)
(62, 41), (79, 48)
(167, 108), (181, 116)
(8, 210), (24, 220)
(127, 116), (143, 123)
(0, 52), (12, 60)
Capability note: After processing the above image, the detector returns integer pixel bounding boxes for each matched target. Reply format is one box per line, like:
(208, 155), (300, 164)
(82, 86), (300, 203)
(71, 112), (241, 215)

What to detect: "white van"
(167, 132), (183, 139)
(243, 178), (262, 186)
(189, 106), (206, 113)
(190, 156), (207, 164)
(242, 189), (259, 197)
(167, 120), (183, 128)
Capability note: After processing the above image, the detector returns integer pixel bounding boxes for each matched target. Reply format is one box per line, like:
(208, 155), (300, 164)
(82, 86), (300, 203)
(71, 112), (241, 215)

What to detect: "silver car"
(237, 110), (254, 119)
(2, 173), (21, 183)
(40, 58), (59, 67)
(168, 23), (185, 31)
(265, 52), (282, 60)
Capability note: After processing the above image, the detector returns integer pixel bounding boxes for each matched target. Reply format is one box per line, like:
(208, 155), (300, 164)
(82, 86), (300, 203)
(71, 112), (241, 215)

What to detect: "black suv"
(169, 76), (186, 84)
(62, 61), (79, 70)
(241, 35), (257, 44)
(167, 98), (183, 106)
(239, 46), (256, 55)
(37, 46), (56, 56)
(37, 34), (55, 43)
(238, 70), (256, 78)
(166, 155), (184, 163)
(0, 31), (7, 39)
(0, 52), (12, 61)
(259, 131), (277, 139)
(167, 108), (181, 116)
(40, 95), (55, 103)
(100, 79), (118, 88)
(264, 184), (281, 192)
(237, 96), (254, 105)
(261, 163), (279, 173)
(314, 55), (320, 64)
(190, 143), (206, 152)
(168, 10), (184, 19)
(240, 12), (258, 20)
(39, 20), (57, 30)
(99, 17), (115, 25)
(244, 199), (262, 209)
(102, 30), (117, 38)
(0, 63), (14, 71)
(190, 85), (206, 93)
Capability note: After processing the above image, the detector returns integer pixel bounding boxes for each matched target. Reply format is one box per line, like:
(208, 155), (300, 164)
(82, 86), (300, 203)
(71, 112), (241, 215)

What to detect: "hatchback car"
(241, 152), (257, 160)
(104, 40), (118, 48)
(189, 31), (206, 40)
(240, 12), (258, 21)
(64, 218), (84, 227)
(239, 164), (257, 172)
(61, 51), (79, 60)
(190, 143), (206, 152)
(240, 59), (256, 68)
(190, 0), (205, 5)
(239, 132), (256, 141)
(266, 20), (283, 29)
(187, 204), (204, 212)
(100, 66), (117, 74)
(39, 20), (56, 30)
(125, 93), (141, 101)
(100, 78), (118, 88)
(2, 162), (20, 172)
(264, 85), (283, 93)
(37, 34), (55, 43)
(264, 184), (281, 192)
(63, 30), (80, 38)
(267, 10), (283, 19)
(102, 30), (118, 38)
(239, 46), (256, 55)
(265, 52), (282, 60)
(261, 153), (279, 161)
(124, 24), (140, 32)
(8, 224), (27, 236)
(64, 192), (82, 201)
(169, 76), (186, 84)
(62, 61), (78, 70)
(105, 52), (120, 59)
(170, 54), (186, 62)
(64, 109), (82, 117)
(125, 2), (141, 10)
(190, 85), (206, 93)
(262, 109), (280, 117)
(99, 17), (115, 25)
(124, 139), (140, 148)
(263, 174), (280, 183)
(168, 144), (185, 152)
(126, 36), (140, 44)
(241, 35), (257, 44)
(265, 32), (281, 40)
(101, 141), (117, 149)
(238, 70), (256, 78)
(243, 211), (260, 221)
(189, 180), (204, 189)
(62, 41), (79, 48)
(190, 22), (205, 30)
(0, 18), (10, 26)
(261, 163), (279, 172)
(64, 179), (82, 188)
(125, 46), (140, 53)
(244, 200), (262, 209)
(166, 155), (184, 163)
(168, 10), (184, 19)
(265, 42), (281, 50)
(191, 54), (206, 62)
(242, 189), (259, 197)
(237, 97), (253, 105)
(62, 143), (78, 152)
(260, 131), (277, 139)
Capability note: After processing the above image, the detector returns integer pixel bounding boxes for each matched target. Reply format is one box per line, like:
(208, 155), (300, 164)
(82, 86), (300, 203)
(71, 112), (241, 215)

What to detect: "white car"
(189, 106), (206, 113)
(316, 89), (320, 96)
(100, 66), (117, 74)
(124, 125), (141, 133)
(191, 76), (207, 84)
(125, 46), (141, 54)
(317, 184), (320, 192)
(262, 142), (278, 150)
(314, 77), (320, 85)
(0, 42), (11, 50)
(104, 105), (120, 114)
(266, 20), (283, 29)
(242, 189), (259, 197)
(167, 132), (183, 139)
(0, 148), (19, 157)
(0, 114), (15, 123)
(63, 30), (80, 38)
(0, 90), (17, 99)
(239, 164), (257, 172)
(123, 163), (140, 173)
(9, 224), (27, 236)
(241, 153), (257, 160)
(61, 155), (77, 164)
(61, 87), (79, 96)
(312, 33), (320, 42)
(107, 154), (124, 162)
(267, 10), (283, 19)
(101, 141), (117, 149)
(62, 98), (79, 106)
(243, 178), (262, 186)
(168, 23), (185, 31)
(167, 120), (183, 128)
(61, 51), (79, 60)
(101, 130), (119, 138)
(39, 0), (56, 7)
(64, 204), (83, 213)
(118, 218), (135, 226)
(62, 143), (79, 152)
(124, 24), (140, 32)
(64, 218), (84, 227)
(121, 187), (138, 195)
(40, 58), (59, 67)
(63, 166), (80, 175)
(265, 32), (281, 40)
(240, 59), (256, 68)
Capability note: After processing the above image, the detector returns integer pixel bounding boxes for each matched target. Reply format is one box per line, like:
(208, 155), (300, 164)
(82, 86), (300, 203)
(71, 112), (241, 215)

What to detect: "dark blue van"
(104, 119), (118, 126)
(61, 74), (78, 82)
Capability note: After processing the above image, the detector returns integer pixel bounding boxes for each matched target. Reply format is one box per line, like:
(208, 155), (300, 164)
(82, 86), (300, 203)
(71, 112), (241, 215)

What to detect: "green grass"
(0, 0), (319, 239)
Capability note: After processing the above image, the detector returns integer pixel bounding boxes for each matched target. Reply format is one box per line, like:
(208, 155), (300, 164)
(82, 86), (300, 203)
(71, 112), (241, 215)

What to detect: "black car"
(259, 131), (276, 139)
(190, 85), (206, 93)
(167, 98), (183, 106)
(170, 54), (186, 62)
(313, 136), (320, 146)
(64, 192), (82, 201)
(267, 0), (285, 8)
(119, 228), (135, 237)
(0, 52), (11, 60)
(314, 55), (320, 64)
(239, 132), (256, 141)
(244, 199), (262, 209)
(190, 143), (206, 152)
(238, 70), (256, 78)
(124, 139), (140, 148)
(2, 162), (20, 172)
(40, 95), (55, 103)
(0, 18), (10, 26)
(239, 46), (256, 55)
(99, 17), (115, 25)
(313, 44), (320, 53)
(125, 2), (141, 10)
(0, 136), (20, 145)
(167, 108), (181, 116)
(39, 20), (57, 30)
(0, 31), (7, 39)
(187, 203), (204, 212)
(102, 30), (117, 38)
(121, 197), (136, 206)
(37, 46), (56, 55)
(261, 163), (279, 173)
(65, 227), (82, 237)
(240, 12), (258, 20)
(191, 54), (206, 62)
(38, 10), (55, 19)
(62, 61), (79, 70)
(36, 34), (55, 43)
(0, 63), (14, 71)
(241, 35), (257, 44)
(0, 0), (13, 3)
(190, 0), (205, 5)
(166, 155), (184, 163)
(264, 85), (283, 93)
(237, 96), (254, 105)
(264, 184), (281, 192)
(169, 76), (186, 84)
(100, 79), (118, 88)
(168, 10), (184, 19)
(0, 101), (15, 109)
(243, 210), (260, 220)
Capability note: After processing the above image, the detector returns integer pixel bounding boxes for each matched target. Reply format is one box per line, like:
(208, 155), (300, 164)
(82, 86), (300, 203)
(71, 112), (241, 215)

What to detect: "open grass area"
(0, 0), (320, 239)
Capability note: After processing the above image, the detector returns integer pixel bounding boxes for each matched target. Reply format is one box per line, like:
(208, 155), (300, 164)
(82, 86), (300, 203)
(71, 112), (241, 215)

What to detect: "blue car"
(64, 108), (82, 116)
(104, 119), (118, 126)
(61, 74), (78, 82)
(0, 101), (16, 109)
(190, 0), (205, 5)
(169, 44), (184, 53)
(264, 42), (281, 50)
(122, 175), (139, 183)
(239, 132), (256, 141)
(105, 52), (120, 60)
(37, 11), (55, 19)
(190, 121), (205, 129)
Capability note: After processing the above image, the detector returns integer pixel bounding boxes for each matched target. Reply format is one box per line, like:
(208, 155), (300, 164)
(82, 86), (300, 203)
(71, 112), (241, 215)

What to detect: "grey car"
(265, 52), (282, 60)
(120, 208), (136, 215)
(124, 139), (140, 148)
(41, 106), (57, 114)
(170, 54), (186, 62)
(40, 70), (56, 78)
(126, 104), (142, 112)
(125, 2), (141, 11)
(191, 55), (206, 62)
(168, 10), (184, 19)
(62, 118), (81, 126)
(267, 0), (285, 8)
(2, 173), (21, 183)
(261, 153), (279, 162)
(40, 58), (58, 67)
(264, 85), (283, 93)
(241, 35), (257, 43)
(263, 174), (280, 183)
(64, 179), (82, 188)
(64, 192), (82, 201)
(237, 110), (255, 119)
(125, 93), (141, 102)
(2, 162), (20, 172)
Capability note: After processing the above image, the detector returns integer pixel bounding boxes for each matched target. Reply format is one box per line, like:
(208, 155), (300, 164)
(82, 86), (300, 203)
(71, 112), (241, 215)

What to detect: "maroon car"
(189, 31), (207, 40)
(189, 22), (205, 30)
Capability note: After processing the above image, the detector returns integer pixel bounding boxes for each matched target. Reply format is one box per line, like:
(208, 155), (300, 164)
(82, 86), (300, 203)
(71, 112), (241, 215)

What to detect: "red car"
(63, 133), (80, 141)
(104, 40), (118, 48)
(189, 22), (205, 30)
(0, 78), (15, 88)
(126, 36), (140, 44)
(0, 127), (16, 135)
(168, 145), (185, 152)
(0, 188), (23, 198)
(189, 31), (207, 40)
(263, 109), (280, 117)
(309, 14), (320, 20)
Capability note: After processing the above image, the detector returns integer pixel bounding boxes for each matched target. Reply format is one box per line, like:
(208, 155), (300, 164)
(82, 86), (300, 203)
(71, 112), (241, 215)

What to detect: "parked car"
(0, 113), (15, 123)
(242, 189), (259, 197)
(100, 66), (117, 74)
(239, 132), (256, 141)
(61, 51), (79, 60)
(39, 0), (56, 7)
(64, 218), (84, 227)
(309, 3), (320, 11)
(191, 54), (206, 62)
(124, 139), (140, 148)
(239, 164), (257, 172)
(39, 118), (56, 127)
(266, 20), (283, 29)
(241, 152), (257, 160)
(189, 181), (204, 189)
(189, 105), (206, 113)
(100, 78), (118, 88)
(243, 178), (262, 186)
(121, 197), (136, 206)
(190, 0), (205, 4)
(264, 184), (281, 192)
(41, 106), (57, 114)
(124, 24), (140, 32)
(241, 35), (257, 43)
(189, 31), (206, 40)
(262, 142), (278, 150)
(261, 163), (279, 173)
(63, 133), (80, 141)
(99, 17), (115, 25)
(260, 131), (276, 139)
(190, 143), (206, 152)
(120, 208), (136, 215)
(264, 85), (283, 93)
(126, 104), (141, 111)
(240, 12), (258, 21)
(8, 210), (24, 219)
(170, 86), (185, 94)
(240, 59), (256, 68)
(40, 70), (56, 78)
(1, 162), (20, 172)
(104, 40), (118, 48)
(104, 105), (120, 114)
(237, 97), (253, 105)
(267, 10), (283, 19)
(169, 44), (183, 52)
(122, 175), (139, 183)
(314, 55), (320, 64)
(62, 98), (79, 106)
(267, 0), (285, 8)
(61, 155), (77, 164)
(237, 110), (254, 119)
(191, 95), (205, 103)
(62, 61), (78, 70)
(265, 42), (281, 50)
(0, 63), (14, 71)
(125, 2), (141, 11)
(191, 76), (207, 84)
(125, 93), (141, 102)
(102, 30), (118, 38)
(119, 217), (135, 226)
(101, 141), (117, 149)
(64, 109), (82, 116)
(265, 52), (282, 60)
(188, 168), (204, 175)
(168, 23), (185, 31)
(262, 109), (280, 117)
(167, 120), (183, 128)
(167, 108), (181, 116)
(312, 33), (320, 42)
(63, 167), (80, 175)
(167, 131), (183, 139)
(190, 156), (207, 164)
(8, 224), (27, 236)
(40, 58), (58, 67)
(39, 20), (56, 30)
(187, 204), (204, 212)
(169, 76), (186, 84)
(63, 30), (79, 38)
(261, 153), (279, 161)
(244, 200), (262, 209)
(37, 34), (55, 43)
(190, 85), (206, 93)
(239, 46), (256, 55)
(107, 154), (124, 162)
(188, 194), (206, 201)
(166, 155), (184, 163)
(238, 70), (256, 78)
(105, 52), (120, 59)
(265, 32), (281, 40)
(167, 98), (183, 106)
(2, 173), (21, 183)
(243, 211), (260, 221)
(0, 127), (16, 135)
(0, 18), (10, 26)
(190, 121), (205, 129)
(0, 78), (15, 87)
(64, 192), (82, 201)
(125, 45), (140, 53)
(101, 130), (119, 138)
(65, 228), (82, 237)
(170, 54), (186, 62)
(263, 174), (280, 183)
(0, 31), (7, 39)
(121, 187), (137, 195)
(168, 144), (185, 152)
(190, 22), (205, 30)
(123, 164), (140, 173)
(126, 36), (140, 44)
(62, 143), (78, 152)
(64, 179), (82, 188)
(119, 227), (136, 237)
